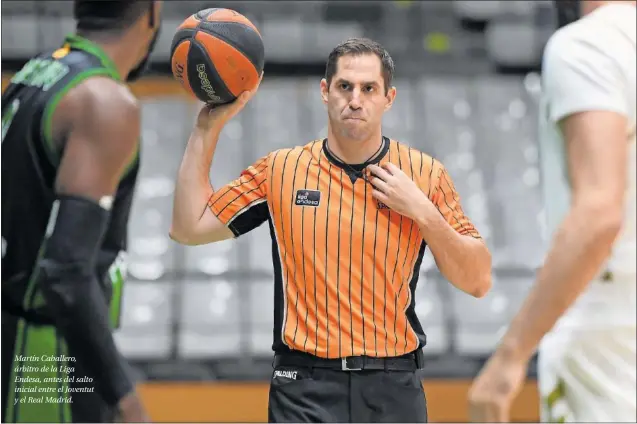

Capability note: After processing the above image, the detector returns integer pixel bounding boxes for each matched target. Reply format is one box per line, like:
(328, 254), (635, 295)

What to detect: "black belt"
(274, 350), (425, 372)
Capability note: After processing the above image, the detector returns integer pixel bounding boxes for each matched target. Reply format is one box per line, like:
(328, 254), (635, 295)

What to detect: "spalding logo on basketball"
(170, 8), (265, 105)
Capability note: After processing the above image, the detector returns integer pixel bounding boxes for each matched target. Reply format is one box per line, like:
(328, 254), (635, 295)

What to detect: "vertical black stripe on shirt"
(290, 150), (305, 346)
(336, 168), (344, 358)
(300, 142), (317, 351)
(382, 146), (392, 356)
(270, 217), (286, 352)
(310, 143), (322, 353)
(360, 178), (368, 356)
(394, 148), (417, 350)
(389, 145), (405, 355)
(298, 145), (313, 347)
(404, 242), (428, 351)
(323, 162), (333, 357)
(348, 177), (356, 356)
(427, 156), (435, 197)
(268, 150), (286, 352)
(266, 150), (281, 213)
(278, 150), (293, 346)
(394, 145), (417, 354)
(371, 206), (380, 355)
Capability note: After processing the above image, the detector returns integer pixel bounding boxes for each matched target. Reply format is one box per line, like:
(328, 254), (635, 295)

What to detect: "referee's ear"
(384, 86), (396, 111)
(320, 78), (329, 105)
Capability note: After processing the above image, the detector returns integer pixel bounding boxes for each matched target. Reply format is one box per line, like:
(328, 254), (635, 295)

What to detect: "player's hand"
(467, 352), (528, 422)
(367, 162), (432, 220)
(196, 72), (263, 132)
(116, 391), (151, 423)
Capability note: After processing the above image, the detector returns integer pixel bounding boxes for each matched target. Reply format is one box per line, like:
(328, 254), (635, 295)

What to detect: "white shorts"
(537, 327), (637, 422)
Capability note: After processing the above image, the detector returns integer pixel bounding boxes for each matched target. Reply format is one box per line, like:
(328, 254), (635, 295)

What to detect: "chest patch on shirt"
(376, 200), (390, 210)
(294, 189), (321, 207)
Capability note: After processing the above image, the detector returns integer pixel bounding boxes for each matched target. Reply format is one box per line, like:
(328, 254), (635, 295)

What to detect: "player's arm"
(494, 32), (630, 364)
(418, 163), (492, 297)
(170, 89), (263, 245)
(37, 78), (145, 418)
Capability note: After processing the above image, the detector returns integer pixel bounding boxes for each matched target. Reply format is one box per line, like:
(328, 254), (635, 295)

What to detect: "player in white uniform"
(468, 0), (636, 422)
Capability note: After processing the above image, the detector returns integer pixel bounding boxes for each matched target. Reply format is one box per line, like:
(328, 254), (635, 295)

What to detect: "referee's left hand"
(367, 162), (432, 219)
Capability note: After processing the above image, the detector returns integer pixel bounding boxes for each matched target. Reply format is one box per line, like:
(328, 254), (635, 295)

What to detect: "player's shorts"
(1, 311), (117, 423)
(537, 326), (637, 423)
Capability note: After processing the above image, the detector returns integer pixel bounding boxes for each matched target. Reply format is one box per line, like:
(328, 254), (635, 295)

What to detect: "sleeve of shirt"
(542, 28), (630, 123)
(431, 162), (481, 239)
(207, 154), (270, 237)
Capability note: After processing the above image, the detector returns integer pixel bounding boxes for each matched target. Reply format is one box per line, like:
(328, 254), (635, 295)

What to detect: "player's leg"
(1, 317), (71, 423)
(351, 370), (428, 423)
(539, 328), (637, 422)
(66, 344), (118, 423)
(2, 312), (23, 423)
(1, 315), (113, 424)
(267, 366), (349, 422)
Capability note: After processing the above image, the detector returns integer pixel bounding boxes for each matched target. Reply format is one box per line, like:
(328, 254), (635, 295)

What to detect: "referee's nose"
(348, 92), (362, 111)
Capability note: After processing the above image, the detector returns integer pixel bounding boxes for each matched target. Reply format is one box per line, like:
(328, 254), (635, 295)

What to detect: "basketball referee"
(171, 38), (492, 422)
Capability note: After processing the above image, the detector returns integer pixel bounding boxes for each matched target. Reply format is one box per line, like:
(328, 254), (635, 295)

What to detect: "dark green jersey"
(1, 34), (140, 329)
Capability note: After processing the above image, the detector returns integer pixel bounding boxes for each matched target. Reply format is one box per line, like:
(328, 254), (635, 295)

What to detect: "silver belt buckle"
(341, 357), (362, 371)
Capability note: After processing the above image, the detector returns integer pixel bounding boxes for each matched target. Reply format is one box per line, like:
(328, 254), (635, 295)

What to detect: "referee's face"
(321, 53), (396, 142)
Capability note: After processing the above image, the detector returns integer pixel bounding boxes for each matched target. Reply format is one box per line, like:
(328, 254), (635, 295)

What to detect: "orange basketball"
(170, 8), (264, 105)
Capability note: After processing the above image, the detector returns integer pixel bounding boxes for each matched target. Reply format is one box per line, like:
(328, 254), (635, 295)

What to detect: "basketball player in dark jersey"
(1, 1), (162, 422)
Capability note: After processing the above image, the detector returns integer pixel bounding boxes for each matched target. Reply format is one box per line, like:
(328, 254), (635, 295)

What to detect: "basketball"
(170, 8), (264, 105)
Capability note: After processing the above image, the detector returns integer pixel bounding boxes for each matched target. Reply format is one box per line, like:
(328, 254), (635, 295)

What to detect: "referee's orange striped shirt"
(208, 137), (481, 359)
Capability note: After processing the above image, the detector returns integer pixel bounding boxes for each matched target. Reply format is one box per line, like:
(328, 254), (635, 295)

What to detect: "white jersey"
(538, 3), (636, 329)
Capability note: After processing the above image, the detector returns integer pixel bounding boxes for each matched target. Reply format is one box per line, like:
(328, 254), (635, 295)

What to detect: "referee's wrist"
(413, 197), (442, 229)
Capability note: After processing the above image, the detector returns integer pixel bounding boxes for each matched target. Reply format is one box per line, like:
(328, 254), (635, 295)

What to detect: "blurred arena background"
(1, 1), (555, 421)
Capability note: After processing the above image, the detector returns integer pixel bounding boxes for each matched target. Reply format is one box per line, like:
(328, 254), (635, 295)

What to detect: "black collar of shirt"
(322, 136), (390, 172)
(322, 136), (390, 184)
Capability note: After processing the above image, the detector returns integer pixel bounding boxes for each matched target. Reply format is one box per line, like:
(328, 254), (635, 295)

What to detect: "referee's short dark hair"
(325, 37), (395, 95)
(74, 0), (153, 35)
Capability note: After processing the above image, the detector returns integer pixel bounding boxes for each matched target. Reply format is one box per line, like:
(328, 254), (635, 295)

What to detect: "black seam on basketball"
(215, 22), (263, 70)
(186, 31), (194, 92)
(196, 8), (220, 20)
(188, 38), (234, 103)
(170, 29), (196, 57)
(196, 22), (264, 72)
(204, 31), (259, 76)
(192, 18), (201, 57)
(181, 18), (200, 95)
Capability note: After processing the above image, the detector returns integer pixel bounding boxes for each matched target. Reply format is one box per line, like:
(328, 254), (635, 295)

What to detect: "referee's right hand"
(196, 72), (263, 132)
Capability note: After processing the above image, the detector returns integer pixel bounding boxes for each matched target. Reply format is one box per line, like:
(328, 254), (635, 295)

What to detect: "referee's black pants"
(268, 350), (428, 423)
